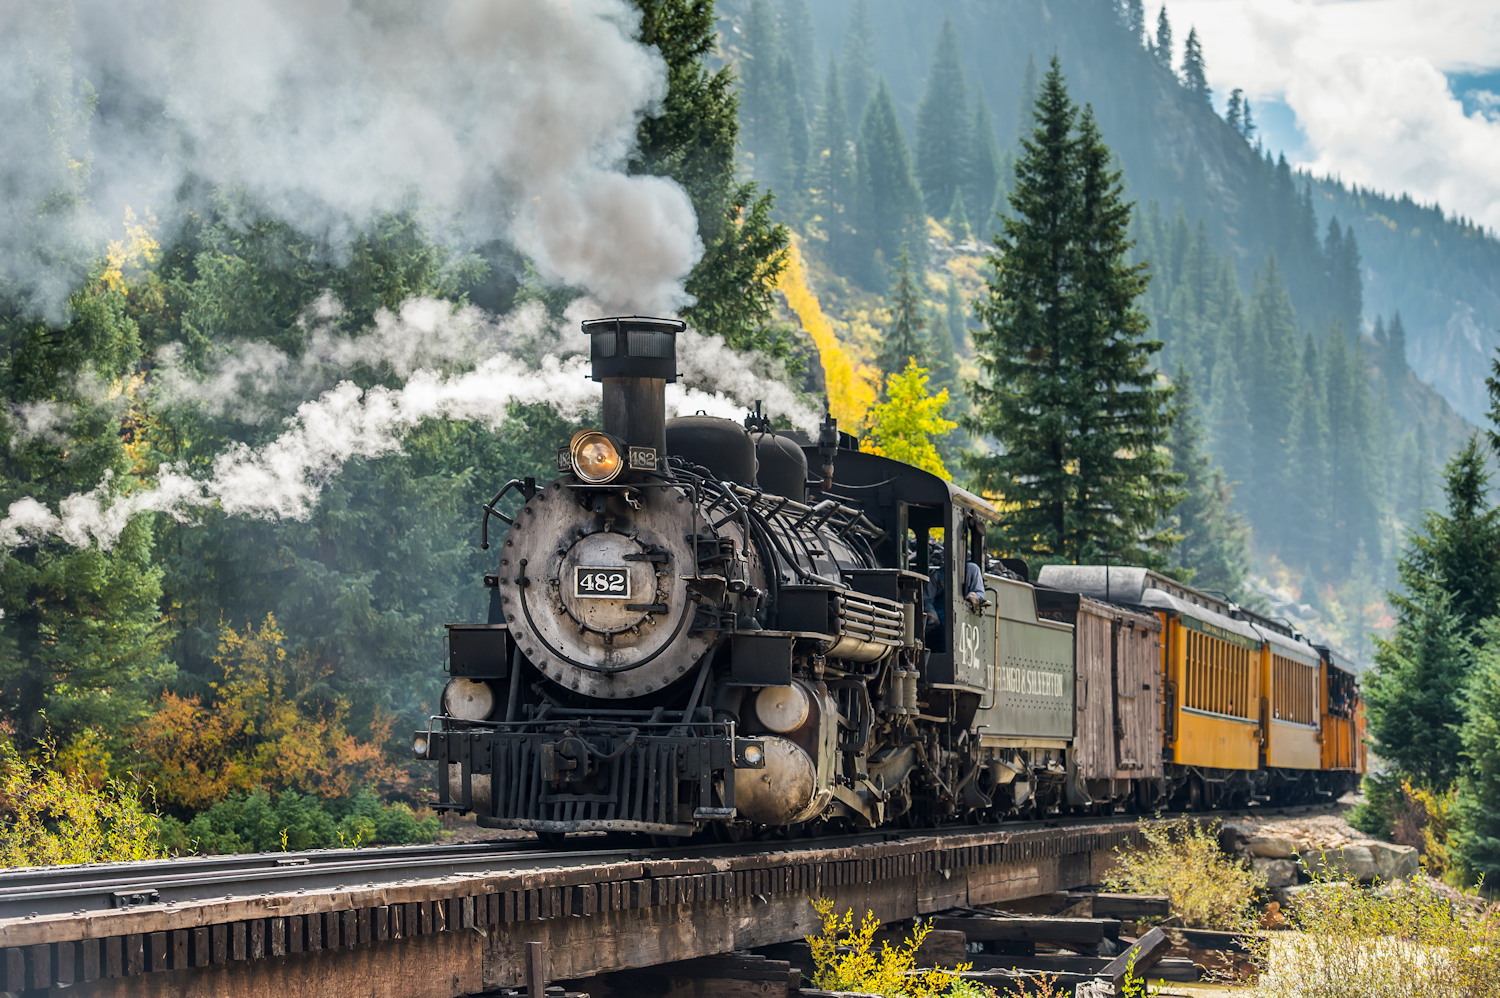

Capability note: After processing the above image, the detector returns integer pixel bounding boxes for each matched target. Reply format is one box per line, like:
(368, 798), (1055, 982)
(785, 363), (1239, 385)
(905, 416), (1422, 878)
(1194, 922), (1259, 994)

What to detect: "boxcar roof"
(1254, 622), (1322, 667)
(1036, 565), (1233, 616)
(1136, 588), (1263, 644)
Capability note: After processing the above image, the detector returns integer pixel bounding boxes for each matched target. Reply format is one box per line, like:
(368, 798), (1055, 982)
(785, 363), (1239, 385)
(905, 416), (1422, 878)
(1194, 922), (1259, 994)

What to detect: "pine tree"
(1453, 617), (1500, 883)
(1016, 54), (1038, 141)
(1482, 339), (1500, 459)
(1241, 97), (1256, 140)
(1243, 258), (1301, 543)
(1, 280), (173, 742)
(966, 60), (1182, 566)
(1206, 349), (1253, 487)
(878, 245), (928, 377)
(1153, 6), (1174, 72)
(841, 0), (877, 132)
(1118, 0), (1146, 40)
(740, 0), (785, 168)
(1324, 218), (1363, 335)
(1168, 372), (1249, 593)
(945, 277), (968, 356)
(947, 190), (971, 241)
(776, 0), (819, 107)
(1324, 323), (1382, 572)
(966, 95), (1001, 240)
(1364, 579), (1470, 789)
(1180, 27), (1210, 101)
(775, 51), (810, 194)
(856, 78), (924, 282)
(1396, 437), (1500, 638)
(925, 296), (960, 393)
(1225, 88), (1245, 135)
(810, 60), (857, 271)
(916, 16), (970, 218)
(631, 0), (790, 350)
(1383, 311), (1409, 388)
(810, 62), (858, 270)
(1288, 333), (1330, 565)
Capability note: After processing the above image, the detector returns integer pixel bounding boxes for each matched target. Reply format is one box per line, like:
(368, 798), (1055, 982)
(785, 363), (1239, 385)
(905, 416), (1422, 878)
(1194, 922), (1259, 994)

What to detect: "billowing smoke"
(0, 301), (818, 552)
(2, 0), (700, 317)
(0, 2), (818, 558)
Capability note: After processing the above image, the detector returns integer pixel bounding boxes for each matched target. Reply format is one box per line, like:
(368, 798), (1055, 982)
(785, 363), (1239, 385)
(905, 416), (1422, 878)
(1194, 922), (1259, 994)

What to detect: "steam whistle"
(817, 402), (838, 491)
(744, 400), (772, 435)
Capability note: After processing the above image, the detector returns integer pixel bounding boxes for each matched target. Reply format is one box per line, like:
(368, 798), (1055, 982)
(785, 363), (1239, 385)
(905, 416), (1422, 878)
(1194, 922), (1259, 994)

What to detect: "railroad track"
(0, 839), (643, 919)
(0, 801), (1343, 921)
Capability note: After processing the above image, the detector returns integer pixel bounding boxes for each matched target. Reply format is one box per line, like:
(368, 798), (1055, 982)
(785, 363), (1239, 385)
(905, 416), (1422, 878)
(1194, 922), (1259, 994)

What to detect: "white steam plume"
(0, 302), (819, 552)
(2, 0), (700, 318)
(149, 294), (561, 424)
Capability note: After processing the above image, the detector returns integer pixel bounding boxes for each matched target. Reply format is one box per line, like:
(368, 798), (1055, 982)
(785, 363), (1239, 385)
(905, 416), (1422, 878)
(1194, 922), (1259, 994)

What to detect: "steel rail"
(0, 840), (643, 919)
(0, 802), (1341, 921)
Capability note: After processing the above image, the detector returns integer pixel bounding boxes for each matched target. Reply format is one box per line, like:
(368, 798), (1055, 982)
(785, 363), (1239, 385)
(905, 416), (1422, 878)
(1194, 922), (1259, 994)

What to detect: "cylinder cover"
(733, 735), (825, 825)
(442, 678), (496, 721)
(753, 683), (813, 733)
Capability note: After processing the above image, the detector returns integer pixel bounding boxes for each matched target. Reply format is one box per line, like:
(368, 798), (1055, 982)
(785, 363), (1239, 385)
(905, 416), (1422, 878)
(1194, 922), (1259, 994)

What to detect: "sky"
(1166, 0), (1500, 230)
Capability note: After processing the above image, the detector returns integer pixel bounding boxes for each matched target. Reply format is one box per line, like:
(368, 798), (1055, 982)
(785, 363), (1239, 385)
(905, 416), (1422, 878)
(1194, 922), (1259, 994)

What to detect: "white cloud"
(1168, 0), (1500, 228)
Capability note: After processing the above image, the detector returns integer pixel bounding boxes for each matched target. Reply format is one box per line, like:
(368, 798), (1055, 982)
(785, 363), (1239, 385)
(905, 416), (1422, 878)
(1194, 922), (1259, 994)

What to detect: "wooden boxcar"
(1034, 590), (1163, 794)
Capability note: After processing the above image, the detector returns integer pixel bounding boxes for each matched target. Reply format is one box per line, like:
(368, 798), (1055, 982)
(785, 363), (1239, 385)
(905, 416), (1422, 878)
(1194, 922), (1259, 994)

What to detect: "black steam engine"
(415, 316), (1368, 838)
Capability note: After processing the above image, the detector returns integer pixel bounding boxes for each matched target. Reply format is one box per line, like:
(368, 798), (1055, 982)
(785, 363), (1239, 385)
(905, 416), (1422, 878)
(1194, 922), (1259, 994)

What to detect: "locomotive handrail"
(480, 478), (536, 550)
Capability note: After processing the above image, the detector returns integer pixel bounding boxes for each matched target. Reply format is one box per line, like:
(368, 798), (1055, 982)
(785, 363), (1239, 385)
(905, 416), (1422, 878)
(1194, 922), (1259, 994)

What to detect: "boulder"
(1275, 882), (1338, 908)
(1250, 857), (1298, 889)
(1367, 840), (1420, 882)
(1299, 844), (1379, 883)
(1218, 822), (1251, 853)
(1242, 835), (1300, 859)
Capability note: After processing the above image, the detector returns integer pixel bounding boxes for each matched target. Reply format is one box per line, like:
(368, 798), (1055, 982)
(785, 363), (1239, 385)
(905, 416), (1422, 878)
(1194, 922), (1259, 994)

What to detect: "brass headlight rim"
(569, 429), (624, 484)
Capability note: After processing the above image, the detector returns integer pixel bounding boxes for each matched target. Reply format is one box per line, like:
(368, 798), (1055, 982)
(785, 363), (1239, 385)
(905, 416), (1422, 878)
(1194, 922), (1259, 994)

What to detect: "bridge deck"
(0, 818), (1142, 997)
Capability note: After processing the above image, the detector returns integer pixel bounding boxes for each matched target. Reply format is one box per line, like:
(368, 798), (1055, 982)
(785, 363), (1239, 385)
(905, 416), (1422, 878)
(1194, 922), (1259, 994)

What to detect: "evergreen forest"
(722, 0), (1485, 656)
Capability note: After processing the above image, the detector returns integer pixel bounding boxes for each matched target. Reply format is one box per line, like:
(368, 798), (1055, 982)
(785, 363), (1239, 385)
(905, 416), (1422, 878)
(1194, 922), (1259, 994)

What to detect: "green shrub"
(0, 743), (167, 867)
(1103, 818), (1265, 930)
(1349, 772), (1406, 839)
(158, 788), (439, 855)
(805, 896), (981, 997)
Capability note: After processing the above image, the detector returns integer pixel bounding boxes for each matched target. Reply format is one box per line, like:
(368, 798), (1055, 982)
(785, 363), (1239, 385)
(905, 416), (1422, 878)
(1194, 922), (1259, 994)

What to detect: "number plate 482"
(574, 567), (630, 599)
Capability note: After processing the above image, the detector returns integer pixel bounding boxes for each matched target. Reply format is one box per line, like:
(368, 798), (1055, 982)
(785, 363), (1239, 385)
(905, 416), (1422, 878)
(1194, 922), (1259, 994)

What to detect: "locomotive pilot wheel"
(494, 480), (722, 699)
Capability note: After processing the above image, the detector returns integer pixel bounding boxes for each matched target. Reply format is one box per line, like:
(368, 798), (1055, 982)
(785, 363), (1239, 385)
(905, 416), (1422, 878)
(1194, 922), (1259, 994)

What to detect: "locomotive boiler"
(414, 315), (1365, 839)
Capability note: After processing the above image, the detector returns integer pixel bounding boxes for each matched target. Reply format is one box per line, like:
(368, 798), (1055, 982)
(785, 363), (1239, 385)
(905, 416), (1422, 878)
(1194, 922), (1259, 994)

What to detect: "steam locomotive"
(413, 316), (1365, 838)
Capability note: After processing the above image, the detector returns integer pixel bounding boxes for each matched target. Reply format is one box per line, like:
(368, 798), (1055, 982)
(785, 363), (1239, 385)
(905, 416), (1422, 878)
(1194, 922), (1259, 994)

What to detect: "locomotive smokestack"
(582, 315), (684, 458)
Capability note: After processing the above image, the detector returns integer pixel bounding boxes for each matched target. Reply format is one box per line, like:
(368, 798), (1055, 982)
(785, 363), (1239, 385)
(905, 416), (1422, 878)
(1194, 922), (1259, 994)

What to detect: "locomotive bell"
(582, 315), (684, 460)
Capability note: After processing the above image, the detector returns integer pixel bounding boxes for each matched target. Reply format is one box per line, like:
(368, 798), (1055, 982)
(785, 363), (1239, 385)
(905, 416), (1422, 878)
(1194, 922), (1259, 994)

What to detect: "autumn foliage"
(861, 360), (957, 480)
(133, 615), (401, 810)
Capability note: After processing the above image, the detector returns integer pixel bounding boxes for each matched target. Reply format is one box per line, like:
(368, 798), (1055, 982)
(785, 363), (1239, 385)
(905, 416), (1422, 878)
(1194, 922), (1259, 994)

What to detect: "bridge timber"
(0, 818), (1142, 997)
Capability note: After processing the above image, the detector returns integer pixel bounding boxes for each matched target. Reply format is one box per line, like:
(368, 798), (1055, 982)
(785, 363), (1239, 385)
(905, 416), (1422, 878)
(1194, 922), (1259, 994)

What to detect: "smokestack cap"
(582, 315), (684, 383)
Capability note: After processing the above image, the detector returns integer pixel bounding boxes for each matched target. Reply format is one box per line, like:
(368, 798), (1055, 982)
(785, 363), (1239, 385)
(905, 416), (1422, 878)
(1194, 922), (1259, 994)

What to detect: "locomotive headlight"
(569, 430), (622, 484)
(412, 733), (430, 759)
